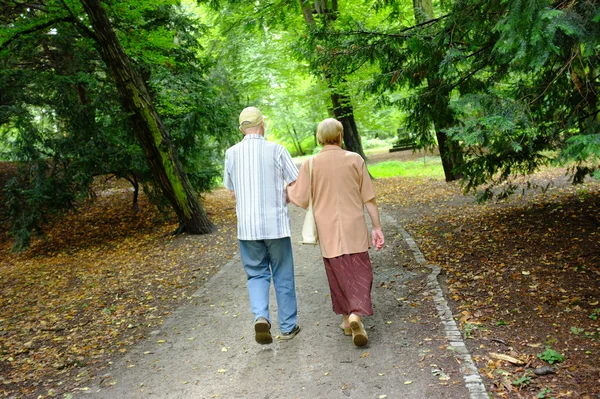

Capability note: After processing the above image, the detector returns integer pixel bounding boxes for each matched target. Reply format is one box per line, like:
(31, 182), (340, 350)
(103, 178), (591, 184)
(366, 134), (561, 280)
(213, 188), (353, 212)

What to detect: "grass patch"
(369, 157), (445, 179)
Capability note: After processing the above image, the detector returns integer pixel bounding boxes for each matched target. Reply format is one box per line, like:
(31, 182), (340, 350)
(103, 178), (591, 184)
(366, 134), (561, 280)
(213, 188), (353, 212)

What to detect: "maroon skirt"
(322, 252), (373, 316)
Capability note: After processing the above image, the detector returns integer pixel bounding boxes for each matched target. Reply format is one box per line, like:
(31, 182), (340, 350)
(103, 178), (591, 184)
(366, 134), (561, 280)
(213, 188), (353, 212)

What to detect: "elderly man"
(223, 106), (301, 344)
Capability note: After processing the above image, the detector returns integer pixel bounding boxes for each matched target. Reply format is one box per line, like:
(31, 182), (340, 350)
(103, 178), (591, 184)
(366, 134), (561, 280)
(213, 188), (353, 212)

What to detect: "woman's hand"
(371, 228), (384, 251)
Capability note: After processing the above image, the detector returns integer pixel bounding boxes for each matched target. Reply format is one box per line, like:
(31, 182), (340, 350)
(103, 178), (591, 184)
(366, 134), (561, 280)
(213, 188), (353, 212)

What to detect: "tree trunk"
(298, 0), (367, 159)
(330, 91), (367, 159)
(435, 131), (461, 181)
(291, 126), (305, 156)
(413, 0), (462, 181)
(79, 0), (214, 234)
(413, 0), (434, 22)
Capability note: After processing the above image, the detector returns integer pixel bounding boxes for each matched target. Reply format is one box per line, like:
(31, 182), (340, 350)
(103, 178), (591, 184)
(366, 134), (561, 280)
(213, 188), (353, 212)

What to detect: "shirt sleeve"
(223, 150), (234, 191)
(287, 160), (310, 209)
(280, 147), (299, 184)
(359, 158), (376, 203)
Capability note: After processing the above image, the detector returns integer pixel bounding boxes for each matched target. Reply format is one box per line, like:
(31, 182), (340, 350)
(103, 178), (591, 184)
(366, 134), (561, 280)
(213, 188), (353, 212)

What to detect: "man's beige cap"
(239, 107), (264, 129)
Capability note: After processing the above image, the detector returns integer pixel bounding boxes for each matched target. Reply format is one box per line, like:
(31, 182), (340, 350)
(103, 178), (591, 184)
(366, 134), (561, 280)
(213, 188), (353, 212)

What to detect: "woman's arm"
(286, 161), (311, 209)
(365, 198), (384, 251)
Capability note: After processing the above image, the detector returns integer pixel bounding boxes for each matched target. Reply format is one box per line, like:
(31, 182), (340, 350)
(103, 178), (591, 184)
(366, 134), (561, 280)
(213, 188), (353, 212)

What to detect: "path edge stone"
(397, 223), (489, 399)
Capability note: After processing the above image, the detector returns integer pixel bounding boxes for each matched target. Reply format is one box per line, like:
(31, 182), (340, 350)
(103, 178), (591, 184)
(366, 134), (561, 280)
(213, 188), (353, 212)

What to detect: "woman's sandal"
(340, 323), (352, 336)
(348, 314), (368, 347)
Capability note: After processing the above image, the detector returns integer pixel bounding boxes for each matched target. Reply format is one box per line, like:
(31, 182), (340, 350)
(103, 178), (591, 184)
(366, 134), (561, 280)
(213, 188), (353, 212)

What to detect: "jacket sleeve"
(287, 160), (311, 210)
(359, 158), (376, 203)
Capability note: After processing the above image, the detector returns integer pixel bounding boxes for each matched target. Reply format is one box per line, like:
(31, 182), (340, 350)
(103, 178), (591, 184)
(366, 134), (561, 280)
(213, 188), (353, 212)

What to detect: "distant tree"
(298, 0), (367, 159)
(410, 0), (463, 182)
(205, 19), (329, 155)
(206, 0), (368, 158)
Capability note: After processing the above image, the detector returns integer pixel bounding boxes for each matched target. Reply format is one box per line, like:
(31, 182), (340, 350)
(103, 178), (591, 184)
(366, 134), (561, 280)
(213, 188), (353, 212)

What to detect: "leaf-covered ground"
(0, 175), (239, 398)
(376, 169), (600, 398)
(1, 159), (599, 398)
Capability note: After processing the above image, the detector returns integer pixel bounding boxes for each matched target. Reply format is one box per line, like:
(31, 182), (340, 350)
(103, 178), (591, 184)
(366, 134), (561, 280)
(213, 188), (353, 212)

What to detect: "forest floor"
(0, 150), (599, 399)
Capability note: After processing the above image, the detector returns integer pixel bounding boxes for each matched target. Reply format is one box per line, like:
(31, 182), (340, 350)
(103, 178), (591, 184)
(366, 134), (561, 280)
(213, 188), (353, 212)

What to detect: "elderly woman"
(287, 118), (384, 347)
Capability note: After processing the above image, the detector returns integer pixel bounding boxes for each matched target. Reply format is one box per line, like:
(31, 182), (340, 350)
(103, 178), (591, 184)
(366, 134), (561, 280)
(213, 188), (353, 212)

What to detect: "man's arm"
(280, 147), (299, 185)
(223, 150), (235, 194)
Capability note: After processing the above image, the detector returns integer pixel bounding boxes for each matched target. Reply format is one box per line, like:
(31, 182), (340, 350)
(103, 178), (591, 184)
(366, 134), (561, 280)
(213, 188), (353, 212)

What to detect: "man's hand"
(371, 228), (384, 251)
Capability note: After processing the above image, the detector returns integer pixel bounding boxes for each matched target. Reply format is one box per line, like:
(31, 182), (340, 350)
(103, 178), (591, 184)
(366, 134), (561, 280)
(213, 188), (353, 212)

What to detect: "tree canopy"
(1, 0), (598, 248)
(303, 0), (599, 196)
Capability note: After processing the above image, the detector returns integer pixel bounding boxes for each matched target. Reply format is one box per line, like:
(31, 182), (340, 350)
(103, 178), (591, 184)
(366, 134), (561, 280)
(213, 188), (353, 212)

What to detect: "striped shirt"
(224, 134), (299, 240)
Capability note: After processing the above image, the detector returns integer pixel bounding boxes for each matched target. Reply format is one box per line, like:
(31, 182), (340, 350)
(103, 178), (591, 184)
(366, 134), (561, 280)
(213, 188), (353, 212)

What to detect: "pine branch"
(329, 14), (450, 39)
(0, 16), (76, 52)
(8, 1), (49, 14)
(530, 49), (579, 106)
(57, 0), (96, 41)
(448, 63), (488, 92)
(220, 0), (297, 35)
(462, 44), (493, 60)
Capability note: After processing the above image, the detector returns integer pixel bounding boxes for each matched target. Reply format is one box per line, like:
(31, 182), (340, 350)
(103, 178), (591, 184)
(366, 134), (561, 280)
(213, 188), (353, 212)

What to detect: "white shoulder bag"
(301, 157), (319, 245)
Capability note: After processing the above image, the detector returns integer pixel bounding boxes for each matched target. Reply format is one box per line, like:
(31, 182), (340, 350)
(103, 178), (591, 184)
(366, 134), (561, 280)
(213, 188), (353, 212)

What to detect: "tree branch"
(319, 14), (449, 40)
(0, 16), (75, 52)
(10, 1), (49, 14)
(219, 0), (297, 35)
(462, 44), (493, 60)
(59, 0), (96, 40)
(529, 49), (579, 106)
(448, 63), (488, 92)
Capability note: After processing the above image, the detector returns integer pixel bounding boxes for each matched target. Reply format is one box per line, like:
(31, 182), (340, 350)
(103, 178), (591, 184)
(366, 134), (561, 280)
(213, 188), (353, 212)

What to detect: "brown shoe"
(254, 317), (273, 344)
(279, 325), (301, 340)
(349, 314), (368, 347)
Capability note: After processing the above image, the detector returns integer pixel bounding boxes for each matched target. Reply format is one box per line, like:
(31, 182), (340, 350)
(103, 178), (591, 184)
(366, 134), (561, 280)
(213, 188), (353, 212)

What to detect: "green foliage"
(303, 0), (600, 195)
(447, 93), (552, 199)
(590, 309), (600, 321)
(571, 326), (584, 335)
(511, 373), (533, 389)
(0, 0), (241, 249)
(537, 387), (554, 399)
(463, 322), (478, 339)
(537, 346), (564, 365)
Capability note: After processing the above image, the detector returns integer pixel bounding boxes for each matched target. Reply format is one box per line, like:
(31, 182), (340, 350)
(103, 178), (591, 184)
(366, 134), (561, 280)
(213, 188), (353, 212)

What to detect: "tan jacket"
(288, 145), (375, 258)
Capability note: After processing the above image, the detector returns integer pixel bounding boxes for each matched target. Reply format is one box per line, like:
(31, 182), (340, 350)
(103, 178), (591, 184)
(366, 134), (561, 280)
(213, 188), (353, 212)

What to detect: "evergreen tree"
(308, 0), (599, 196)
(0, 0), (241, 248)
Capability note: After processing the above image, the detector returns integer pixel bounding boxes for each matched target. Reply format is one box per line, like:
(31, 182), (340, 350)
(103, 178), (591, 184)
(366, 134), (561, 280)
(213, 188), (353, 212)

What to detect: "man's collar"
(243, 134), (264, 140)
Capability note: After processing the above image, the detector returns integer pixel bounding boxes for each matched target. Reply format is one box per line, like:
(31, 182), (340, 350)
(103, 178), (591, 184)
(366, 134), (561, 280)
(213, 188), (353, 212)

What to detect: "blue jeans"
(238, 238), (298, 333)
